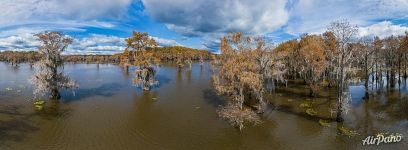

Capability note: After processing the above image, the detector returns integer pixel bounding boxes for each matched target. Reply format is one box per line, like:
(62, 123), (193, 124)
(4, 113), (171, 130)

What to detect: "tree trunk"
(336, 56), (345, 122)
(51, 88), (61, 99)
(364, 55), (369, 99)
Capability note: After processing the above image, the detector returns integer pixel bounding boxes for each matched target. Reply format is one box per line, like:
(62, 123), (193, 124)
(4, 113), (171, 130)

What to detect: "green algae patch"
(34, 100), (45, 105)
(318, 119), (331, 127)
(34, 105), (44, 111)
(33, 100), (45, 111)
(299, 103), (312, 108)
(305, 108), (317, 116)
(338, 126), (358, 137)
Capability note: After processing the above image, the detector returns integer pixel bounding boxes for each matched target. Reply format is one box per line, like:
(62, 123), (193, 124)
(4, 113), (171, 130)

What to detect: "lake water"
(0, 62), (407, 150)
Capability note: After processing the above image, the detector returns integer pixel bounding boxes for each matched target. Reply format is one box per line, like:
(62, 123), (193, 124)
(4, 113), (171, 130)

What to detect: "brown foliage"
(298, 34), (326, 96)
(212, 32), (286, 129)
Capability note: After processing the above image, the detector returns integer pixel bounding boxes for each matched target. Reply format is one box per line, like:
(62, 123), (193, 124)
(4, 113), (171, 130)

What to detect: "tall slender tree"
(327, 20), (358, 122)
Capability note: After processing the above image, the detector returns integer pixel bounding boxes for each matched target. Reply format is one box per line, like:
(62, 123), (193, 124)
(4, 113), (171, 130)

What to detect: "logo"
(362, 133), (403, 146)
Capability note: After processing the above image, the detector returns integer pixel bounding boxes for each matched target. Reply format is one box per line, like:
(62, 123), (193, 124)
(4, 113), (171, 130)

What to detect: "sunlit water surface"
(0, 62), (407, 150)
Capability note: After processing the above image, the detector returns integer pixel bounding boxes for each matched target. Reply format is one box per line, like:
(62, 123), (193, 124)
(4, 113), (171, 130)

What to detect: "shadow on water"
(0, 100), (72, 149)
(202, 88), (225, 107)
(269, 104), (337, 122)
(0, 105), (38, 146)
(60, 83), (126, 102)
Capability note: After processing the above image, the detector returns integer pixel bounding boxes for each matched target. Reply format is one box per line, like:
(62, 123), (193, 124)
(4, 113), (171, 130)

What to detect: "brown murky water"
(0, 62), (407, 150)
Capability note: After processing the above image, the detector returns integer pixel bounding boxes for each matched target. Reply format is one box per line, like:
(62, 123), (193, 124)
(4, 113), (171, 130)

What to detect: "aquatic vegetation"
(33, 100), (45, 111)
(33, 100), (45, 105)
(299, 103), (312, 108)
(338, 126), (358, 137)
(305, 108), (318, 116)
(318, 119), (331, 127)
(34, 105), (43, 111)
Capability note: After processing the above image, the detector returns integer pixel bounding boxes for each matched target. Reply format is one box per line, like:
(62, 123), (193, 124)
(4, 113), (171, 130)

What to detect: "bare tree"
(30, 32), (77, 99)
(327, 20), (358, 122)
(356, 37), (375, 98)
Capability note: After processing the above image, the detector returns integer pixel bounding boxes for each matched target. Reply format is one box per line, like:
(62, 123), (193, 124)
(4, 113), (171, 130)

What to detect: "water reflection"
(60, 83), (125, 102)
(0, 62), (407, 149)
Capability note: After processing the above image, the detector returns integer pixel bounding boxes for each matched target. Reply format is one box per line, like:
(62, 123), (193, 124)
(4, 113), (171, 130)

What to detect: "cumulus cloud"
(142, 0), (289, 51)
(0, 33), (40, 51)
(150, 36), (181, 46)
(142, 0), (289, 36)
(69, 34), (126, 54)
(0, 32), (182, 54)
(359, 21), (408, 38)
(0, 0), (132, 26)
(141, 0), (408, 50)
(285, 0), (408, 35)
(0, 33), (126, 54)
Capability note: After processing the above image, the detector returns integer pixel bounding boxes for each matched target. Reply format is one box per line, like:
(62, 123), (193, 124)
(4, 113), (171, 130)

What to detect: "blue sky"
(0, 0), (407, 54)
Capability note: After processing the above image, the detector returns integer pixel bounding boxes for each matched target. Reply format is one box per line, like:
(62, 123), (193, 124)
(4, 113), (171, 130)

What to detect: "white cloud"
(285, 0), (408, 35)
(70, 34), (126, 54)
(0, 0), (132, 26)
(359, 21), (408, 38)
(150, 36), (181, 47)
(0, 32), (183, 54)
(0, 33), (40, 50)
(142, 0), (289, 51)
(142, 0), (289, 36)
(141, 0), (408, 50)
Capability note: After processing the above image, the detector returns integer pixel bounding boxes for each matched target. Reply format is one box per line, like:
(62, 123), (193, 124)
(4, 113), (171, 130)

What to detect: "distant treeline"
(0, 46), (213, 65)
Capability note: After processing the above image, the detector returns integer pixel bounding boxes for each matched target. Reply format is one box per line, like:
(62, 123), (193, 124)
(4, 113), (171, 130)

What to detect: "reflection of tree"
(30, 32), (77, 100)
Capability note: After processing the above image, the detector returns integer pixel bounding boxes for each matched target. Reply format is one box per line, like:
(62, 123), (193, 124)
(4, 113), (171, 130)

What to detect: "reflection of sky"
(349, 85), (366, 106)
